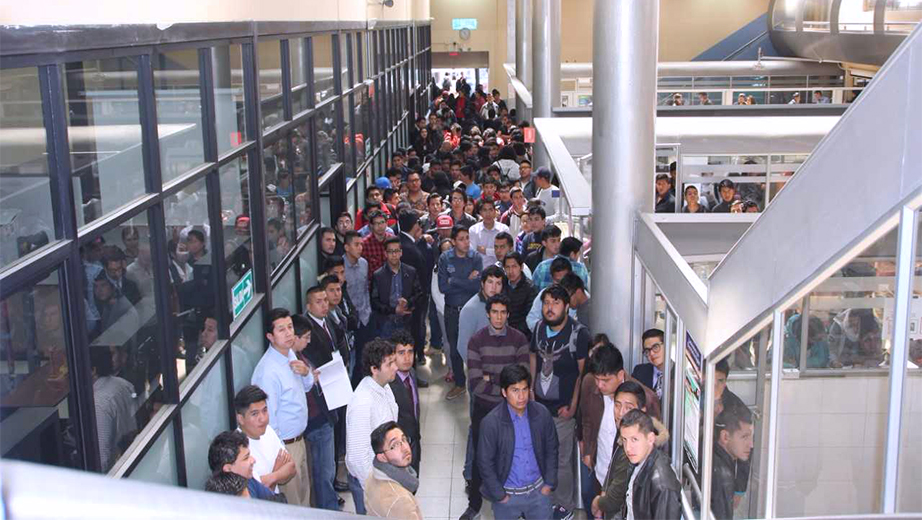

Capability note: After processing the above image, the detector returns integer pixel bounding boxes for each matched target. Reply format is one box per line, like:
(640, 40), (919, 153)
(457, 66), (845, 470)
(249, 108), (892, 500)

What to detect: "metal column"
(589, 0), (659, 349)
(515, 0), (533, 120)
(531, 0), (559, 169)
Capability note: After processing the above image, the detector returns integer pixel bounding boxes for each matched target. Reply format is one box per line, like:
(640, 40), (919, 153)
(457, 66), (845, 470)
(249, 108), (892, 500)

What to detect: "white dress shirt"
(345, 376), (399, 487)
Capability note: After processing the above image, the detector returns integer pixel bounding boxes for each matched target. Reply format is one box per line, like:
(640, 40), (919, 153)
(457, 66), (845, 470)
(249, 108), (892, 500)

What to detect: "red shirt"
(362, 233), (389, 279)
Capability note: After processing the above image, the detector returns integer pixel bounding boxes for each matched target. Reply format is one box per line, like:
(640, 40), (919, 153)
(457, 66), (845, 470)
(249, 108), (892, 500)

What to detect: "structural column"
(531, 0), (559, 169)
(515, 0), (533, 121)
(590, 0), (659, 349)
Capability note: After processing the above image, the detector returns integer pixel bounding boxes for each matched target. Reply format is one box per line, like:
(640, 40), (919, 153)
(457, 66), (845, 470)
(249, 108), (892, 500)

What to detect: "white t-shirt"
(243, 425), (288, 493)
(595, 394), (617, 485)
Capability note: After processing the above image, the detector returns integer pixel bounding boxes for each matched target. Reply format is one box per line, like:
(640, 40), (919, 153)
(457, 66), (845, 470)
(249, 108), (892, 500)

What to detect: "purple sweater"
(467, 325), (530, 405)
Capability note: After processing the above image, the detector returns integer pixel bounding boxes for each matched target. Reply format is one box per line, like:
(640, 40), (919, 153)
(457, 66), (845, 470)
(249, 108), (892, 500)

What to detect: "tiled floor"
(337, 348), (498, 520)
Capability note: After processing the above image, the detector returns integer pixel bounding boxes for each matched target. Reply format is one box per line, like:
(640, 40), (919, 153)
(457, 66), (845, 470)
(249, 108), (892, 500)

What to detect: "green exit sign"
(232, 269), (254, 320)
(452, 18), (478, 31)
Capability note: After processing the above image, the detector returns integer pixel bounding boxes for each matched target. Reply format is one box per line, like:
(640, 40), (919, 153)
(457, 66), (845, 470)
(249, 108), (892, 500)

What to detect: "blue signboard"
(452, 18), (478, 31)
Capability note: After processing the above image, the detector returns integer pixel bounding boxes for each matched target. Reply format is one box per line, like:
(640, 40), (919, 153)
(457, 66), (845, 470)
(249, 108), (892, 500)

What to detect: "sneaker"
(446, 386), (466, 401)
(458, 507), (480, 520)
(551, 504), (574, 520)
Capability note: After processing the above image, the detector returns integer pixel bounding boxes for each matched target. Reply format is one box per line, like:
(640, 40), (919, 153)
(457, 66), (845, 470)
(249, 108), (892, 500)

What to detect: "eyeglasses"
(385, 249), (402, 254)
(642, 342), (663, 355)
(379, 435), (410, 453)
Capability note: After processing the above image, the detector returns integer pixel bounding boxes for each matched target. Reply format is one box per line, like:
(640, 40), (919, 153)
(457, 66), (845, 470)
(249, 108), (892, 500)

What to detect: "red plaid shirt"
(362, 233), (391, 279)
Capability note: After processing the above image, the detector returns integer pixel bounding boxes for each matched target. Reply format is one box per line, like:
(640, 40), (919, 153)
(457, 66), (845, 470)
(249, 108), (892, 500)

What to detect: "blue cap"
(466, 183), (482, 199)
(375, 177), (392, 189)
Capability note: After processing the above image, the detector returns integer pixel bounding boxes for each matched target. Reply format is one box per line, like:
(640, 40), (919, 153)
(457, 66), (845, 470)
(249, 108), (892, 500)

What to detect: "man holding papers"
(292, 305), (339, 511)
(346, 338), (400, 514)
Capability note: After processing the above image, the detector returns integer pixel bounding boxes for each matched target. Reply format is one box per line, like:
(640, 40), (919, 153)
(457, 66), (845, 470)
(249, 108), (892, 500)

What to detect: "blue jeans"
(428, 299), (443, 348)
(348, 474), (366, 515)
(492, 486), (552, 520)
(306, 423), (338, 511)
(444, 304), (465, 388)
(377, 316), (409, 341)
(579, 459), (599, 512)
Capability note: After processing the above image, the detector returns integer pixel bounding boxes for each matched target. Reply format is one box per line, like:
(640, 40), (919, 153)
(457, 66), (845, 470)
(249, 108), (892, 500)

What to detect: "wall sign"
(452, 18), (478, 31)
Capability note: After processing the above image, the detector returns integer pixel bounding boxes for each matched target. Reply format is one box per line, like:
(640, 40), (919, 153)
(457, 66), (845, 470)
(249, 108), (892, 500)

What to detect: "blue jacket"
(477, 400), (558, 502)
(437, 248), (484, 307)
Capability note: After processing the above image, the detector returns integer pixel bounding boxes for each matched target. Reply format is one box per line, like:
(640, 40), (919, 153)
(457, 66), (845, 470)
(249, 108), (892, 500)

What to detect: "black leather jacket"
(625, 448), (682, 520)
(711, 444), (737, 520)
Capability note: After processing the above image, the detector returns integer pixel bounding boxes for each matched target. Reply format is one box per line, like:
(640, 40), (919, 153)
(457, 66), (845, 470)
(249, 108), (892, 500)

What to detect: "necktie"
(403, 375), (418, 419)
(654, 373), (663, 399)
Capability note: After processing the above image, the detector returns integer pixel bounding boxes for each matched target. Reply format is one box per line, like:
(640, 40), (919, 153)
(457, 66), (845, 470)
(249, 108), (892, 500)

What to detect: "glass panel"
(884, 0), (922, 32)
(355, 87), (369, 165)
(164, 180), (219, 381)
(290, 38), (310, 115)
(290, 123), (314, 236)
(65, 57), (145, 227)
(154, 49), (205, 183)
(84, 212), (164, 471)
(316, 106), (339, 172)
(127, 419), (177, 485)
(320, 186), (332, 227)
(772, 0), (798, 30)
(258, 40), (284, 130)
(212, 44), (247, 155)
(0, 67), (57, 272)
(232, 309), (265, 393)
(219, 157), (254, 323)
(707, 323), (773, 520)
(776, 225), (899, 517)
(272, 265), (297, 312)
(803, 0), (831, 31)
(897, 207), (922, 512)
(313, 34), (335, 105)
(840, 0), (878, 32)
(299, 235), (318, 307)
(181, 351), (230, 490)
(353, 32), (362, 85)
(0, 271), (84, 470)
(340, 32), (351, 93)
(264, 139), (295, 273)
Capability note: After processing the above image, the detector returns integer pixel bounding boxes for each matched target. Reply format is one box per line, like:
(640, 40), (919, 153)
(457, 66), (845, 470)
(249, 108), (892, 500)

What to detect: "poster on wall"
(683, 331), (703, 474)
(883, 296), (922, 342)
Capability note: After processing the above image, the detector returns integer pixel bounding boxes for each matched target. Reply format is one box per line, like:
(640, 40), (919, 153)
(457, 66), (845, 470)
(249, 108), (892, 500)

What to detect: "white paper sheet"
(317, 352), (353, 410)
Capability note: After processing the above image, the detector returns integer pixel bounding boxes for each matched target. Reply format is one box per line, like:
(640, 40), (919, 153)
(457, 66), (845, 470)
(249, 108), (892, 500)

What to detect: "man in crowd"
(712, 404), (755, 519)
(346, 338), (400, 514)
(712, 179), (737, 213)
(208, 430), (286, 501)
(533, 168), (559, 220)
(525, 258), (576, 331)
(419, 193), (444, 238)
(494, 231), (532, 279)
(469, 200), (511, 268)
(619, 410), (681, 519)
(525, 225), (561, 274)
(456, 265), (508, 373)
(503, 251), (539, 339)
(320, 227), (338, 264)
(654, 174), (676, 213)
(250, 308), (315, 506)
(631, 328), (668, 400)
(205, 472), (250, 498)
(387, 329), (423, 473)
(402, 171), (429, 214)
(463, 294), (531, 519)
(234, 385), (296, 499)
(396, 211), (431, 366)
(532, 236), (588, 291)
(445, 187), (477, 230)
(362, 210), (395, 278)
(335, 212), (353, 253)
(501, 186), (529, 238)
(478, 364), (558, 520)
(519, 206), (547, 257)
(364, 421), (424, 519)
(530, 284), (590, 516)
(343, 230), (374, 385)
(370, 237), (423, 339)
(438, 225), (484, 401)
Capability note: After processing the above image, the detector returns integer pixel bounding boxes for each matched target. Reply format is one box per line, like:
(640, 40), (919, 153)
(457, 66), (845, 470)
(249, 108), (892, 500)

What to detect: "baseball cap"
(718, 179), (735, 189)
(536, 167), (553, 180)
(375, 177), (392, 189)
(436, 215), (454, 229)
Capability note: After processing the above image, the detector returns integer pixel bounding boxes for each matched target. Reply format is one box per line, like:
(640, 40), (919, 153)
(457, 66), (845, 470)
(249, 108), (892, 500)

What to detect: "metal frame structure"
(0, 20), (431, 486)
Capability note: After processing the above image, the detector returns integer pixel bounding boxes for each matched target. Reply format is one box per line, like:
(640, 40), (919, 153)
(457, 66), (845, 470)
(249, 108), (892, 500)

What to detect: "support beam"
(515, 0), (533, 121)
(590, 0), (659, 348)
(531, 0), (559, 169)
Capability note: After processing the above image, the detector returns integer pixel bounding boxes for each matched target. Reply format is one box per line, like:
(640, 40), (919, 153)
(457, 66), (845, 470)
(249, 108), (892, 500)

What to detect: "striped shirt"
(467, 325), (530, 405)
(346, 376), (399, 488)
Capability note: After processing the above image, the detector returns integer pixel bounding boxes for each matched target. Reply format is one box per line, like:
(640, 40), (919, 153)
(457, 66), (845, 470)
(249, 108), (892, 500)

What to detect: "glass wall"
(0, 20), (431, 488)
(897, 208), (921, 513)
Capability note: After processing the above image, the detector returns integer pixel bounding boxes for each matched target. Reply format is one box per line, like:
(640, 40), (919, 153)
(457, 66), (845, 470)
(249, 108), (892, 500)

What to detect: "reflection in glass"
(289, 123), (314, 236)
(340, 32), (351, 92)
(211, 44), (247, 155)
(164, 181), (218, 381)
(219, 157), (254, 322)
(154, 49), (205, 183)
(127, 420), (177, 485)
(316, 105), (339, 173)
(182, 352), (229, 489)
(298, 236), (319, 312)
(0, 271), (83, 470)
(264, 139), (295, 273)
(258, 40), (284, 131)
(341, 99), (355, 175)
(65, 57), (146, 227)
(313, 34), (335, 104)
(272, 267), (297, 313)
(0, 67), (57, 271)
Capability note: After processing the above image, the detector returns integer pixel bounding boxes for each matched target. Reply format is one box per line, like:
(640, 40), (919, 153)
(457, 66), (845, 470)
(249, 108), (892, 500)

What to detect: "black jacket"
(507, 276), (539, 339)
(711, 444), (737, 520)
(370, 263), (423, 318)
(388, 370), (422, 470)
(655, 192), (676, 213)
(398, 233), (427, 283)
(625, 448), (682, 520)
(477, 401), (558, 502)
(297, 315), (340, 430)
(524, 247), (547, 273)
(631, 363), (659, 393)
